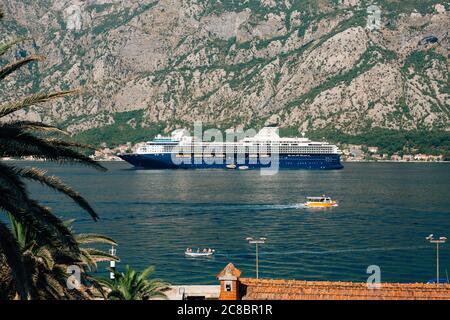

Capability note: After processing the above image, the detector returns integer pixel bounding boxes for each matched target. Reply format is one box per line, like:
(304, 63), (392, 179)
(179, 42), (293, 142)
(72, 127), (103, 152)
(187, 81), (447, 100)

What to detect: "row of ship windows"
(142, 147), (333, 152)
(142, 150), (334, 154)
(146, 143), (328, 147)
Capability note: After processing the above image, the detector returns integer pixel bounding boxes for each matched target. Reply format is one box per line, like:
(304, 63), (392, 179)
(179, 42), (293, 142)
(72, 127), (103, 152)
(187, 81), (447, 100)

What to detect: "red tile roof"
(239, 278), (450, 300)
(217, 263), (241, 279)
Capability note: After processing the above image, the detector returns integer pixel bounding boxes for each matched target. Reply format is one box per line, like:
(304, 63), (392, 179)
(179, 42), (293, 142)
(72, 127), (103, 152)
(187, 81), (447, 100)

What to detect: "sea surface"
(15, 161), (450, 284)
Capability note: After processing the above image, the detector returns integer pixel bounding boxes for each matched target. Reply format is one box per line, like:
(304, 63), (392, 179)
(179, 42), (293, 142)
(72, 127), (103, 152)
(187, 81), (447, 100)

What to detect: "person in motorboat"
(185, 247), (215, 256)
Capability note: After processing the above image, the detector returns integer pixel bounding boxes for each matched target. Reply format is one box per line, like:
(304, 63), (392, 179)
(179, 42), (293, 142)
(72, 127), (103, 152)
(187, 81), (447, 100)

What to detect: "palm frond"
(34, 246), (55, 270)
(0, 165), (79, 255)
(0, 163), (93, 249)
(18, 167), (99, 221)
(143, 285), (169, 300)
(0, 128), (106, 171)
(0, 89), (79, 118)
(1, 121), (67, 135)
(41, 272), (66, 299)
(50, 264), (85, 300)
(107, 290), (126, 300)
(28, 201), (80, 256)
(99, 265), (168, 300)
(81, 248), (119, 263)
(2, 195), (81, 260)
(45, 138), (96, 150)
(138, 265), (155, 282)
(0, 54), (45, 80)
(82, 274), (108, 299)
(62, 219), (76, 229)
(8, 213), (32, 250)
(78, 249), (97, 271)
(0, 221), (29, 299)
(94, 276), (114, 289)
(76, 234), (117, 245)
(0, 162), (27, 195)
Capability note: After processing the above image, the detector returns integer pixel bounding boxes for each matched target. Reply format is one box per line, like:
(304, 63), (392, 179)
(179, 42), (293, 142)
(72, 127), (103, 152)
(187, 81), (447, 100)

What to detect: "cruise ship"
(118, 126), (343, 170)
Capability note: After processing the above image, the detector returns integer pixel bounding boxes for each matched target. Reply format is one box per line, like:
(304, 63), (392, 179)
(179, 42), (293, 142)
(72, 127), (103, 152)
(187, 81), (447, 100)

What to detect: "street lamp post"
(246, 237), (267, 279)
(109, 245), (117, 280)
(426, 234), (447, 284)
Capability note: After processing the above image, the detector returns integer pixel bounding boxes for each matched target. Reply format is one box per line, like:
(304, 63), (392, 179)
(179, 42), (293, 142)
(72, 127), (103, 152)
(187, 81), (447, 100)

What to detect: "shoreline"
(2, 158), (448, 164)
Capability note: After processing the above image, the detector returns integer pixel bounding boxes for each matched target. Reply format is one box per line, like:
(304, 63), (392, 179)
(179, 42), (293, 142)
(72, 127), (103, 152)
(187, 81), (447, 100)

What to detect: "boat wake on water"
(198, 203), (308, 211)
(255, 204), (307, 210)
(222, 203), (334, 210)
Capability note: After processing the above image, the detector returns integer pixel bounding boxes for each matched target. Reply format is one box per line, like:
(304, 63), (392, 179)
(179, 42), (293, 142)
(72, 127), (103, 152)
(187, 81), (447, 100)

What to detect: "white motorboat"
(185, 249), (215, 257)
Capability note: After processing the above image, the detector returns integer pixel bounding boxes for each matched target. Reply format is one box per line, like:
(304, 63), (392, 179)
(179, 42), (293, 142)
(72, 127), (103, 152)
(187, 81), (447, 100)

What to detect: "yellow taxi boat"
(303, 195), (338, 208)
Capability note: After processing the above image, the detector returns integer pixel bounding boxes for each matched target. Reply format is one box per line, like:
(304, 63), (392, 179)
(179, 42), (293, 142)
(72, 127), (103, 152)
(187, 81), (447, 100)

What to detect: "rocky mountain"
(0, 0), (449, 144)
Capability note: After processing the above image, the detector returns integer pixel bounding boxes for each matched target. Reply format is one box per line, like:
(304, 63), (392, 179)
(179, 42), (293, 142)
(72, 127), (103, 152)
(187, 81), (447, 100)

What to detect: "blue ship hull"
(119, 153), (343, 170)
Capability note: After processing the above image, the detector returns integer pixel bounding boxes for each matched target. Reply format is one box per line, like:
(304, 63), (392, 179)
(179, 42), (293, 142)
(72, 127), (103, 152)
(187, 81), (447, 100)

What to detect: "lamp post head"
(109, 245), (117, 256)
(426, 234), (434, 241)
(246, 237), (267, 244)
(439, 237), (447, 242)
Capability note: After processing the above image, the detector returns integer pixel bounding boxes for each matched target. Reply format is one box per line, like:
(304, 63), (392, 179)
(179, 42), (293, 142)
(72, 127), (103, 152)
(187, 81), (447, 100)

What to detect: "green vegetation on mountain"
(280, 126), (450, 156)
(378, 0), (445, 15)
(71, 110), (166, 146)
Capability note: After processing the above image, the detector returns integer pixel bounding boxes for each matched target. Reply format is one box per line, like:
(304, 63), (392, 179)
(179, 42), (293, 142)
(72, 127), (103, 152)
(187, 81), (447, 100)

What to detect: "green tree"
(3, 217), (119, 299)
(98, 265), (169, 300)
(0, 7), (107, 299)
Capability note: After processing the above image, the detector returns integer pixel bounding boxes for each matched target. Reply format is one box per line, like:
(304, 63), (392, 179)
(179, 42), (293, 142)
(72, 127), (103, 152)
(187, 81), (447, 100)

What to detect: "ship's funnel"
(254, 127), (280, 139)
(171, 128), (190, 140)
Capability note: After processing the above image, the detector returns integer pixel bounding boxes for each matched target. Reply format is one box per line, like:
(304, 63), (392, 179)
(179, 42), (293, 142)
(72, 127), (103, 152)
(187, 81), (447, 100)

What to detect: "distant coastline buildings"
(340, 143), (445, 162)
(90, 142), (134, 161)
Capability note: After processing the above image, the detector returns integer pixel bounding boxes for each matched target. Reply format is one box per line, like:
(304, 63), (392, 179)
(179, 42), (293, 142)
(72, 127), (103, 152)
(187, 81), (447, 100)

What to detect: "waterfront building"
(214, 263), (450, 300)
(163, 263), (450, 300)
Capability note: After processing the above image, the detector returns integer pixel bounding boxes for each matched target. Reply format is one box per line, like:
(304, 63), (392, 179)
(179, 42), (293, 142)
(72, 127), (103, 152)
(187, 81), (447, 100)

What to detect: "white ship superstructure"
(136, 127), (341, 155)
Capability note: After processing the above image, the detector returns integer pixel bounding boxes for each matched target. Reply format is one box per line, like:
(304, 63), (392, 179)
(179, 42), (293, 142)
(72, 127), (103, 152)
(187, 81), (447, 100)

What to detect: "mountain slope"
(1, 0), (448, 142)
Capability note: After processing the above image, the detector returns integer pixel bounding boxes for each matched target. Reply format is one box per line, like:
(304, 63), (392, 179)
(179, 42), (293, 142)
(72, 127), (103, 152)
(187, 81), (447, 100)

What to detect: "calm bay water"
(20, 161), (450, 284)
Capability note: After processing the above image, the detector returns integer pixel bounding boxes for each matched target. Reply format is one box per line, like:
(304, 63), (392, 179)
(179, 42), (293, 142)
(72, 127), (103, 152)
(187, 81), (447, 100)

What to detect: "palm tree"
(0, 7), (106, 299)
(98, 265), (169, 300)
(5, 217), (119, 299)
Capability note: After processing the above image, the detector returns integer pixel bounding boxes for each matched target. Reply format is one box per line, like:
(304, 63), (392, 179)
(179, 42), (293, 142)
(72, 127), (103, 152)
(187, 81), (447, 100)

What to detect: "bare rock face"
(64, 3), (82, 31)
(1, 0), (449, 138)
